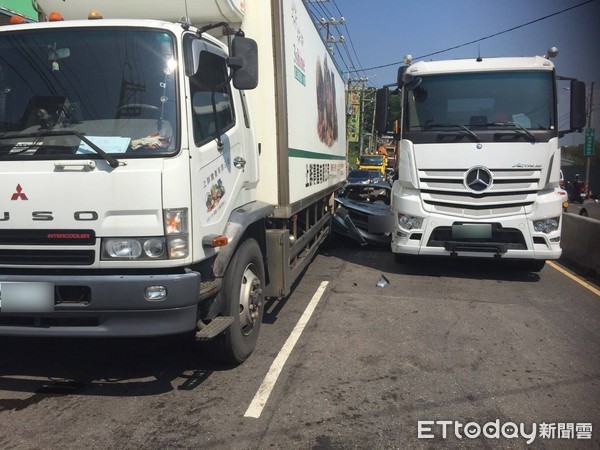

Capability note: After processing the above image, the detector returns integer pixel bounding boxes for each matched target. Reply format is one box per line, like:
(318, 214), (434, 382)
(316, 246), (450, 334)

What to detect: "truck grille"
(0, 229), (95, 245)
(0, 249), (95, 265)
(427, 225), (527, 250)
(0, 230), (96, 265)
(419, 168), (540, 218)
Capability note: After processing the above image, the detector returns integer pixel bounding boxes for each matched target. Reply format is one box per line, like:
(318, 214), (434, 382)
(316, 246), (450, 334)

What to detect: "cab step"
(195, 316), (234, 341)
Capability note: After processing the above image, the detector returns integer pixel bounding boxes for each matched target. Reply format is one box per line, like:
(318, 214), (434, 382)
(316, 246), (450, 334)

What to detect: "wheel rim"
(238, 263), (262, 336)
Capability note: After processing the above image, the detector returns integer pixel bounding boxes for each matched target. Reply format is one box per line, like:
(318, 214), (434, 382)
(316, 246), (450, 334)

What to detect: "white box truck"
(0, 0), (346, 363)
(375, 52), (586, 271)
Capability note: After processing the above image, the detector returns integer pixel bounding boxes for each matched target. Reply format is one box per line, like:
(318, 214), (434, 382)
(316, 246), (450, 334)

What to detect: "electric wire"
(304, 0), (372, 83)
(348, 0), (595, 73)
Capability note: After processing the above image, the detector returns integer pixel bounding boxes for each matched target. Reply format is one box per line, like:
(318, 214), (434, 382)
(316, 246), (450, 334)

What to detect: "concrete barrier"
(560, 213), (600, 277)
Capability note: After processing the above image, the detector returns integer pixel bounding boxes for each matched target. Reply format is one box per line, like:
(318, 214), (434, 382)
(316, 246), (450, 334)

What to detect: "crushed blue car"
(332, 182), (395, 246)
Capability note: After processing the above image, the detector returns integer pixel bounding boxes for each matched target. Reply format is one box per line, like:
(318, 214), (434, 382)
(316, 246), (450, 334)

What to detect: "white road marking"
(244, 280), (329, 419)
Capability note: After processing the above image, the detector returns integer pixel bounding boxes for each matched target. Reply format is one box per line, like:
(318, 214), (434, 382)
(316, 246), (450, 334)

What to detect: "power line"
(331, 0), (368, 77)
(305, 0), (372, 83)
(349, 0), (595, 73)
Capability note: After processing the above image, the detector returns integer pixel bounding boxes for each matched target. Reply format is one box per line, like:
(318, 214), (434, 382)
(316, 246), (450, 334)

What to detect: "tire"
(579, 209), (588, 217)
(212, 239), (265, 365)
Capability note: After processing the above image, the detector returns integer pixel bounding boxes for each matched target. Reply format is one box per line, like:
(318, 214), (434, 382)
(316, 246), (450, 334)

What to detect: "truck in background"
(0, 0), (346, 363)
(375, 50), (586, 271)
(358, 153), (387, 175)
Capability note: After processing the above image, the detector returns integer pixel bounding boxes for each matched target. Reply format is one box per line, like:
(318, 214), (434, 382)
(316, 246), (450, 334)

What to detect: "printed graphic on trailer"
(305, 162), (346, 187)
(284, 0), (346, 204)
(285, 0), (343, 152)
(199, 155), (232, 225)
(316, 57), (339, 148)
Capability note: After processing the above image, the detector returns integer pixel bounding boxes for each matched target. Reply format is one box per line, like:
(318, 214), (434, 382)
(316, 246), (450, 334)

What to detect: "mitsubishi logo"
(11, 184), (28, 200)
(464, 167), (492, 192)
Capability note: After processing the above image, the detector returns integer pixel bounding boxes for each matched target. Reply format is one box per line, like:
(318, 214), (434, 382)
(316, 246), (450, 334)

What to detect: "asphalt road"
(0, 241), (598, 449)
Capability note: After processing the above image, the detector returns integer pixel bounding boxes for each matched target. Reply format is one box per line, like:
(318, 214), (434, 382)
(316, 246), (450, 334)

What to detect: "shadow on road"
(0, 334), (232, 405)
(321, 235), (542, 283)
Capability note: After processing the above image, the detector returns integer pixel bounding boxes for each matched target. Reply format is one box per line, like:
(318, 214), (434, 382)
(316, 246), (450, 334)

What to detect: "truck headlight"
(102, 237), (167, 260)
(143, 238), (166, 258)
(533, 217), (559, 234)
(101, 209), (189, 261)
(164, 208), (188, 234)
(167, 237), (188, 258)
(398, 213), (423, 230)
(164, 208), (189, 258)
(104, 239), (142, 258)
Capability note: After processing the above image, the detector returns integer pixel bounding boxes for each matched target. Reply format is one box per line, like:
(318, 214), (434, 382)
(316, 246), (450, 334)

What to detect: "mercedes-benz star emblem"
(465, 167), (492, 192)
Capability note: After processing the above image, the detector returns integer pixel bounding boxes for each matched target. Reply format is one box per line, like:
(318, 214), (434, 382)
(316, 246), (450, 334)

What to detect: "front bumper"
(0, 272), (201, 337)
(391, 208), (562, 260)
(332, 208), (392, 246)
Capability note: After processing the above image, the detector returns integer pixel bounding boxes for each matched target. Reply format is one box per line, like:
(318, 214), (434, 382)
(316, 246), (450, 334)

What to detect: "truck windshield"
(360, 155), (384, 165)
(0, 28), (177, 161)
(405, 71), (555, 143)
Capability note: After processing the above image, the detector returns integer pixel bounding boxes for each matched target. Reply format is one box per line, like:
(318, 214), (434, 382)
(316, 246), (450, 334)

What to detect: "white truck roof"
(407, 56), (555, 75)
(35, 0), (244, 24)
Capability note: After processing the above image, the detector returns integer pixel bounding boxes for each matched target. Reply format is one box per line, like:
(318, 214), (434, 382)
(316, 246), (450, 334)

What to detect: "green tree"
(348, 142), (359, 169)
(562, 141), (600, 165)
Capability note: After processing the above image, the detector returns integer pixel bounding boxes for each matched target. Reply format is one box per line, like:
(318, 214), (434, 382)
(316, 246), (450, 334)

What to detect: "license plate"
(0, 282), (54, 313)
(368, 214), (395, 233)
(452, 224), (492, 239)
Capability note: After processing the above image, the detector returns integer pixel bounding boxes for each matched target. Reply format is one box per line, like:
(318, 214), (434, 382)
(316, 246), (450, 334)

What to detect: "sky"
(309, 0), (600, 144)
(1, 0), (598, 143)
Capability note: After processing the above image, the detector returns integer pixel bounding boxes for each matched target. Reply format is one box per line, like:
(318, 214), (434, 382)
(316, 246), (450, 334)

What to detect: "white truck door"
(187, 47), (248, 232)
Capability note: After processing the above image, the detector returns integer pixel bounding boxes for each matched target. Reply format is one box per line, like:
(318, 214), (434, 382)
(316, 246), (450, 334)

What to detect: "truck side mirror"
(570, 80), (586, 132)
(374, 87), (389, 134)
(229, 36), (258, 90)
(397, 66), (408, 87)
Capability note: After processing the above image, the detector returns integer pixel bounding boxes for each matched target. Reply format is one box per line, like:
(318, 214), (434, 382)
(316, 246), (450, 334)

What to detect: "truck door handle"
(233, 157), (246, 169)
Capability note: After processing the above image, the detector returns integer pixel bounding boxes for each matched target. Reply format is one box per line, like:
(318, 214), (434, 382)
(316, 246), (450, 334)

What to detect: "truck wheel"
(213, 239), (265, 364)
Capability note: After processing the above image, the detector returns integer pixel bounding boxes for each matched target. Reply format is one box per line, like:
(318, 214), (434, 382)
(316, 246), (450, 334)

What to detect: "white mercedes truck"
(0, 0), (346, 363)
(375, 52), (586, 271)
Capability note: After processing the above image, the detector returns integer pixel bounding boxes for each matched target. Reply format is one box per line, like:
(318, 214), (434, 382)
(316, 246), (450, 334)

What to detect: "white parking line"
(244, 280), (329, 419)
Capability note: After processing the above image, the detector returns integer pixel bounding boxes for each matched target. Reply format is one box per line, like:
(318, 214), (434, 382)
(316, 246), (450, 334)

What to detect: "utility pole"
(317, 17), (345, 55)
(353, 77), (368, 155)
(370, 89), (377, 150)
(584, 81), (595, 196)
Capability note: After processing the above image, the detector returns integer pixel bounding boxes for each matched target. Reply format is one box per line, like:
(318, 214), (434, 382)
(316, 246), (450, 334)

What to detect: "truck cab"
(375, 52), (586, 270)
(0, 0), (346, 364)
(358, 154), (387, 174)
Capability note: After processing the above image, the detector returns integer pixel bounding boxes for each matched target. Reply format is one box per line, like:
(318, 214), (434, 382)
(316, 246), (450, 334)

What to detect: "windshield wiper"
(490, 122), (537, 142)
(0, 129), (120, 168)
(424, 123), (481, 142)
